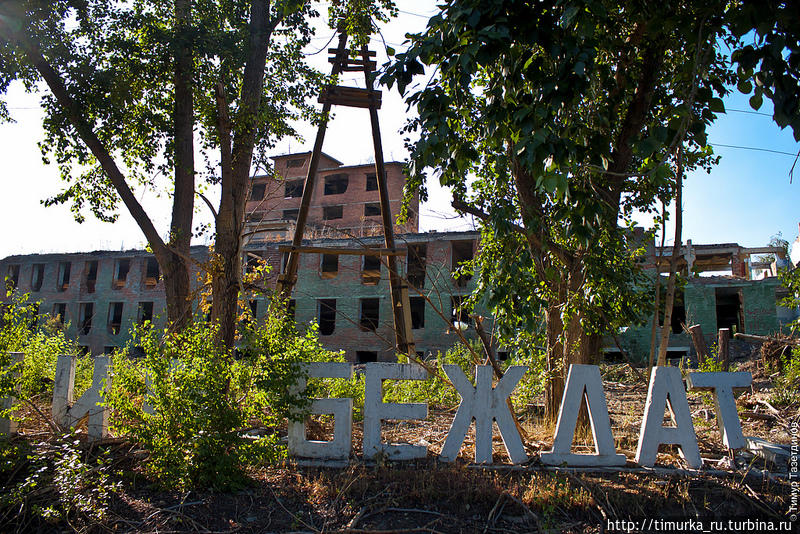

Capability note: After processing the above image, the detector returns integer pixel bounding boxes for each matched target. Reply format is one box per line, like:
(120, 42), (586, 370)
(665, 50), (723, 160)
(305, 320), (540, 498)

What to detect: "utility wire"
(711, 142), (798, 157)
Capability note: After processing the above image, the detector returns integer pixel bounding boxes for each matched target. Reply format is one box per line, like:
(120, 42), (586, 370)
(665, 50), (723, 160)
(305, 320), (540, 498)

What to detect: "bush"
(107, 312), (339, 490)
(0, 291), (88, 424)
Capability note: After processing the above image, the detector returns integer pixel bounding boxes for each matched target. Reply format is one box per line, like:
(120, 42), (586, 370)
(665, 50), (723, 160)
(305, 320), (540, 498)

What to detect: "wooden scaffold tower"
(276, 32), (415, 358)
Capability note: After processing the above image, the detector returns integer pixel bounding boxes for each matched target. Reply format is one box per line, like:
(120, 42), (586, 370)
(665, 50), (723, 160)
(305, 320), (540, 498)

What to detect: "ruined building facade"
(1, 152), (797, 363)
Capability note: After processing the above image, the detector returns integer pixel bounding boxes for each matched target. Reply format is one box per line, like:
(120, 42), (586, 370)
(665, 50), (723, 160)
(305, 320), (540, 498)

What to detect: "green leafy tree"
(383, 0), (800, 418)
(0, 0), (395, 347)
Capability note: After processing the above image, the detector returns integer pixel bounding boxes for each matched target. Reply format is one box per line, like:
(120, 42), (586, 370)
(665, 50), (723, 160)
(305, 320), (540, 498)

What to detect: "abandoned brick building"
(1, 152), (797, 362)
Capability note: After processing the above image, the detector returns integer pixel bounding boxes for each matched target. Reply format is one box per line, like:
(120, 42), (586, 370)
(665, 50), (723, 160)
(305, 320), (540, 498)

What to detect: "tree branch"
(0, 19), (168, 257)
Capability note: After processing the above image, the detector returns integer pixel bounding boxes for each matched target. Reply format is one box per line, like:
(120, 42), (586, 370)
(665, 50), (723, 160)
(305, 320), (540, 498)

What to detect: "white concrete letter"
(288, 362), (353, 460)
(541, 364), (626, 466)
(440, 365), (528, 464)
(0, 353), (24, 436)
(363, 363), (428, 460)
(635, 366), (701, 469)
(687, 371), (751, 450)
(53, 354), (111, 441)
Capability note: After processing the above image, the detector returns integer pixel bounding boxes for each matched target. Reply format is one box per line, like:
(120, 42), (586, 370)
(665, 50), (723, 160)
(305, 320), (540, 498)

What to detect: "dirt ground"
(2, 356), (798, 533)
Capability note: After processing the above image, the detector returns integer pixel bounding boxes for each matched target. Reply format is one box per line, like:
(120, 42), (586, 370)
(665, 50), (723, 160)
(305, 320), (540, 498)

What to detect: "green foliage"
(777, 265), (800, 333)
(106, 314), (338, 490)
(769, 346), (800, 407)
(0, 434), (118, 526)
(0, 291), (88, 422)
(383, 344), (475, 408)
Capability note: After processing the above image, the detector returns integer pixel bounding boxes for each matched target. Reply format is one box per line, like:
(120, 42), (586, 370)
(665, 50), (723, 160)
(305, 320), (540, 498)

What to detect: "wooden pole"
(688, 324), (709, 361)
(717, 328), (730, 371)
(360, 45), (414, 357)
(276, 33), (349, 299)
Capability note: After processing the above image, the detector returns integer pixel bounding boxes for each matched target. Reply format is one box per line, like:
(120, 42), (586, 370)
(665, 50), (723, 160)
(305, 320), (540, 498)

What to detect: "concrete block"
(687, 371), (751, 450)
(0, 353), (24, 436)
(440, 365), (528, 465)
(68, 355), (111, 441)
(635, 366), (701, 469)
(52, 354), (77, 425)
(53, 354), (111, 441)
(288, 362), (353, 460)
(363, 362), (428, 460)
(541, 364), (626, 467)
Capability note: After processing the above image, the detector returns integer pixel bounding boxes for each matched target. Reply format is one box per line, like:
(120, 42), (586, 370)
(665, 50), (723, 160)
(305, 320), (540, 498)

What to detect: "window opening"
(451, 295), (472, 326)
(407, 244), (427, 289)
(53, 303), (67, 324)
(250, 183), (266, 201)
(6, 264), (19, 288)
(57, 262), (71, 292)
(79, 302), (94, 335)
(85, 260), (98, 293)
(138, 301), (154, 324)
(288, 299), (296, 322)
(144, 257), (160, 288)
(283, 208), (299, 220)
(361, 253), (381, 285)
(715, 287), (744, 333)
(113, 259), (130, 289)
(360, 298), (380, 331)
(318, 299), (336, 335)
(108, 302), (124, 335)
(323, 205), (343, 220)
(285, 180), (303, 198)
(365, 173), (378, 191)
(410, 296), (425, 329)
(451, 240), (474, 288)
(287, 158), (306, 168)
(356, 351), (378, 363)
(323, 173), (349, 195)
(364, 203), (381, 217)
(321, 254), (339, 279)
(31, 264), (44, 291)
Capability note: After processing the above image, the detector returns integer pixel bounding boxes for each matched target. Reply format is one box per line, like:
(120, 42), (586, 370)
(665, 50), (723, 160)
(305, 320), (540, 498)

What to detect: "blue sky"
(0, 2), (797, 258)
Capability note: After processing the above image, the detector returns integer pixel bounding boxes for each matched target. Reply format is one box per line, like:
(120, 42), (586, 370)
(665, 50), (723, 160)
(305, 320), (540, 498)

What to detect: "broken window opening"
(323, 173), (349, 195)
(410, 296), (425, 329)
(365, 172), (386, 191)
(364, 203), (381, 217)
(288, 299), (296, 322)
(670, 288), (686, 334)
(113, 258), (130, 289)
(108, 302), (124, 335)
(318, 299), (336, 336)
(144, 257), (160, 288)
(250, 183), (266, 201)
(360, 298), (380, 332)
(85, 260), (98, 293)
(451, 295), (472, 326)
(451, 240), (474, 287)
(31, 264), (44, 292)
(287, 158), (306, 168)
(57, 262), (71, 292)
(321, 254), (339, 279)
(407, 244), (427, 289)
(323, 205), (343, 220)
(361, 253), (381, 285)
(53, 303), (67, 324)
(79, 302), (94, 335)
(5, 264), (20, 288)
(283, 208), (299, 221)
(246, 252), (265, 274)
(715, 287), (744, 333)
(285, 180), (303, 198)
(138, 301), (154, 324)
(356, 351), (378, 363)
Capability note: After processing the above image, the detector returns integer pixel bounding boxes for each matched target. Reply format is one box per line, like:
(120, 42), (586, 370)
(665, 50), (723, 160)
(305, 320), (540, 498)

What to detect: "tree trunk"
(211, 0), (272, 349)
(544, 302), (565, 422)
(656, 149), (684, 367)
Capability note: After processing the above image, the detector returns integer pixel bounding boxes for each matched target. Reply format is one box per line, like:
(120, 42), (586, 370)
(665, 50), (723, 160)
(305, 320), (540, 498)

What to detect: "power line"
(726, 108), (772, 117)
(711, 142), (799, 157)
